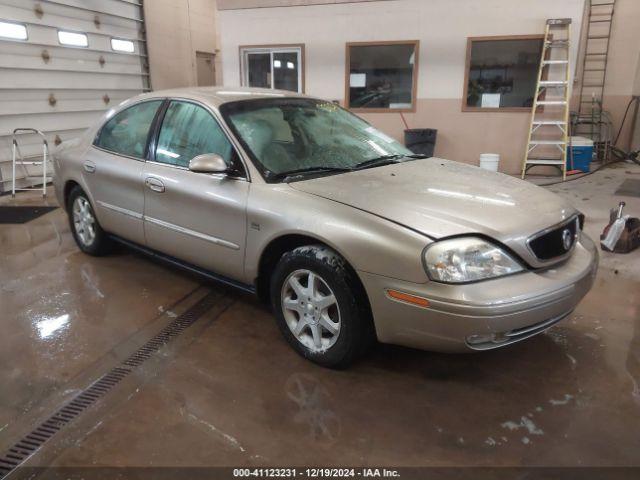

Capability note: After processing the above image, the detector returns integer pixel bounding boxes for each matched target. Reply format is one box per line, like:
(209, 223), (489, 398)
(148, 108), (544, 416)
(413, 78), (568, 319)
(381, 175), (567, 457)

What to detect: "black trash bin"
(404, 128), (437, 157)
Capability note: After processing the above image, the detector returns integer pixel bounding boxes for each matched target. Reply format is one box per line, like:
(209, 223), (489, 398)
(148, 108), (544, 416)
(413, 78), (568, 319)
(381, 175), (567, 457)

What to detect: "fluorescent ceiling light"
(287, 61), (295, 69)
(0, 21), (27, 40)
(58, 30), (88, 47)
(273, 60), (282, 68)
(111, 38), (134, 53)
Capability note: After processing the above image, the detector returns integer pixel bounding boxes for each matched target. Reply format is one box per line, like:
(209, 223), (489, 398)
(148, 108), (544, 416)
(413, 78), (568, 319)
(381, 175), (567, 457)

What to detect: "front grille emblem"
(562, 228), (573, 251)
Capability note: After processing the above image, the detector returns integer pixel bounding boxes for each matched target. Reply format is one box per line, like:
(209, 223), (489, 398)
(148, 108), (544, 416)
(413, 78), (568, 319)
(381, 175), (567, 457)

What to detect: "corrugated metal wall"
(0, 0), (149, 193)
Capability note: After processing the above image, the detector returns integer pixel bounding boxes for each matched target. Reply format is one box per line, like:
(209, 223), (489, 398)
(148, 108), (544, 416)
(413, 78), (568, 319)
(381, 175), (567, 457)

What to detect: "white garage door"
(0, 0), (149, 193)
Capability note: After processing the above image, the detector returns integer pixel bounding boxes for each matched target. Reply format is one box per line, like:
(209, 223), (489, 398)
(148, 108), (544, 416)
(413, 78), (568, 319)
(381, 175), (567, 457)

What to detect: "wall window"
(0, 21), (27, 40)
(463, 36), (544, 111)
(155, 101), (235, 168)
(345, 41), (419, 112)
(111, 38), (135, 53)
(240, 45), (304, 93)
(95, 100), (163, 158)
(58, 30), (88, 47)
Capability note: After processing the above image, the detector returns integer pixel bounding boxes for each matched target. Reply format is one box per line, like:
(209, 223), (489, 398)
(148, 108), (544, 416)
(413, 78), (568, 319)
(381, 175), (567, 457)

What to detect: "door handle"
(145, 177), (165, 193)
(83, 161), (96, 173)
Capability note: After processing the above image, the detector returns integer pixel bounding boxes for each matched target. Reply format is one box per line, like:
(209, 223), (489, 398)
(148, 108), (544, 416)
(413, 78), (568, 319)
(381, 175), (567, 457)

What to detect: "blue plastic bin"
(567, 137), (593, 173)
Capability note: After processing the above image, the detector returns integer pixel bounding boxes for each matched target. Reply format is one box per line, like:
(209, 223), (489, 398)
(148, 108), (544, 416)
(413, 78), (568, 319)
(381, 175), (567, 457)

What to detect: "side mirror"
(189, 153), (228, 174)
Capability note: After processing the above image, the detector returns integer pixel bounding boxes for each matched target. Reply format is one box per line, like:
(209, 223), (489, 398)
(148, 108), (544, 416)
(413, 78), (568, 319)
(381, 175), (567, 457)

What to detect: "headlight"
(424, 237), (523, 283)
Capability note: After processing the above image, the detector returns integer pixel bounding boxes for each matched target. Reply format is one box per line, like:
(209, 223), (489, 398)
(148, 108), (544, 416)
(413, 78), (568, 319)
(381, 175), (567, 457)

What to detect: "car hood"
(288, 158), (578, 265)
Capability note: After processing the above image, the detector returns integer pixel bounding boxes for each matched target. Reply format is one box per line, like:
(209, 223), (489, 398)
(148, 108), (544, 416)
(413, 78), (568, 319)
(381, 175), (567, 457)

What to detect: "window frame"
(462, 34), (545, 113)
(147, 98), (250, 181)
(92, 99), (165, 161)
(344, 40), (420, 114)
(239, 44), (305, 93)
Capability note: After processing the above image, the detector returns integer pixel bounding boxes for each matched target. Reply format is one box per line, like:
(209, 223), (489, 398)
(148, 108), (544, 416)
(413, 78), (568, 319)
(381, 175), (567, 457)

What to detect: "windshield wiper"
(269, 165), (353, 182)
(353, 153), (430, 171)
(352, 154), (405, 170)
(269, 153), (430, 182)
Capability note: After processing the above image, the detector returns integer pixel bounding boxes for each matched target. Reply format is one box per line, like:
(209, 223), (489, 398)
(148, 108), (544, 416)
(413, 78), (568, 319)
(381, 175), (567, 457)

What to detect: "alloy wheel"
(72, 196), (96, 247)
(281, 269), (341, 352)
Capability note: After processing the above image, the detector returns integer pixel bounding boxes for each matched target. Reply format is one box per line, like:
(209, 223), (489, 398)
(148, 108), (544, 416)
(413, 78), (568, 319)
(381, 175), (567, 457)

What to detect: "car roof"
(133, 86), (310, 108)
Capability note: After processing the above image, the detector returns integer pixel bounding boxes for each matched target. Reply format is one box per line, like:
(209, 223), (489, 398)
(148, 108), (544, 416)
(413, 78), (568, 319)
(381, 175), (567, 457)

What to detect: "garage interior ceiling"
(0, 0), (150, 193)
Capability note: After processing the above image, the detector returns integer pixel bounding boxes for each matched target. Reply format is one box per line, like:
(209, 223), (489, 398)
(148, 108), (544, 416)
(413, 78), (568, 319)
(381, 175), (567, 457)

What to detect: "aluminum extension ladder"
(521, 19), (572, 181)
(11, 128), (49, 197)
(574, 0), (616, 162)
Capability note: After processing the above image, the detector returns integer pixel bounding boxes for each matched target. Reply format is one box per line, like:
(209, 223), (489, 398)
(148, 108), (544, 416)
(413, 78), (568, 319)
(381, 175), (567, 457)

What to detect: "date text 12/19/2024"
(233, 468), (401, 478)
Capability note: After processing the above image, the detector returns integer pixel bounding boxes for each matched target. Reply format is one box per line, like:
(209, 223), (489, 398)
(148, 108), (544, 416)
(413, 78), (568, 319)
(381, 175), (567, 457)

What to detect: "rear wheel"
(270, 245), (373, 368)
(67, 186), (111, 255)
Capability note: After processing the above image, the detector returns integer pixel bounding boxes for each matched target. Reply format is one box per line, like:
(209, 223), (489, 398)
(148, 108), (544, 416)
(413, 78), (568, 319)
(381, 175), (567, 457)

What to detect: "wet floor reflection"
(285, 373), (341, 445)
(626, 304), (640, 407)
(35, 313), (70, 339)
(41, 275), (640, 467)
(0, 202), (198, 434)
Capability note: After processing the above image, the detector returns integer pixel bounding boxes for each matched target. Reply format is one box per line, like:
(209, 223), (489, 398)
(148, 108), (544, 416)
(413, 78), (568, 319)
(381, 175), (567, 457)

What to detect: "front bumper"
(359, 233), (599, 352)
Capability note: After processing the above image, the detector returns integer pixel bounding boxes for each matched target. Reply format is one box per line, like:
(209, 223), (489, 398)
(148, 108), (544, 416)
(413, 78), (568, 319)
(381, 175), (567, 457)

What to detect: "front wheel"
(67, 186), (111, 256)
(270, 245), (373, 368)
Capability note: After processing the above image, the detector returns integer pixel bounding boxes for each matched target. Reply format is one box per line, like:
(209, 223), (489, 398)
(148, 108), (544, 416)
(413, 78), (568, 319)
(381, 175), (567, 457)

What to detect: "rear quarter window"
(95, 100), (163, 158)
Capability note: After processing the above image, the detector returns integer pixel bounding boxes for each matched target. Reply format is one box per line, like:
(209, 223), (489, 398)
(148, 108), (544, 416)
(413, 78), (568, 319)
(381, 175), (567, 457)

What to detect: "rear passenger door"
(142, 100), (249, 280)
(88, 100), (163, 244)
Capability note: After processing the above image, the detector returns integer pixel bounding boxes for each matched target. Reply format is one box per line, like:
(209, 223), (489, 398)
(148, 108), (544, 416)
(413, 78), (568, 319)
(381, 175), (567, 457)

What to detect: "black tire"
(67, 186), (112, 256)
(270, 244), (373, 368)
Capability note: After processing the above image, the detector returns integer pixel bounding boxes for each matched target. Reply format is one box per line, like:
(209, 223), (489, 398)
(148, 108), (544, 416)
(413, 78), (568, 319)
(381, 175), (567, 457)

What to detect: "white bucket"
(479, 153), (500, 172)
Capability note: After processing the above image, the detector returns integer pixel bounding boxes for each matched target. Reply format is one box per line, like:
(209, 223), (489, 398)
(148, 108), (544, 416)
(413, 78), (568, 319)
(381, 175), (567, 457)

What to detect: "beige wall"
(144, 0), (222, 90)
(631, 51), (640, 151)
(571, 0), (640, 152)
(634, 52), (640, 97)
(144, 0), (639, 172)
(218, 0), (585, 174)
(218, 0), (394, 10)
(218, 0), (389, 9)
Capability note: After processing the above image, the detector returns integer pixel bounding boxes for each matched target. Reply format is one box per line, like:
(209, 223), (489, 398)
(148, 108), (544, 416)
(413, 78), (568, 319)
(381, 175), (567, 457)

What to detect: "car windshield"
(219, 98), (415, 181)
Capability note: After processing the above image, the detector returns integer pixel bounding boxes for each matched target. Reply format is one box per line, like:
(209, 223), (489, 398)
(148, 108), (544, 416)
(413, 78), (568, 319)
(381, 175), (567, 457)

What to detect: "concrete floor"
(1, 163), (639, 473)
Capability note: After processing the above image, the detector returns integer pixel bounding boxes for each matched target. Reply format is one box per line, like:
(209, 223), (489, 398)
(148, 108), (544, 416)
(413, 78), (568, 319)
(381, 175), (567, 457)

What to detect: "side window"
(155, 101), (235, 168)
(95, 100), (162, 158)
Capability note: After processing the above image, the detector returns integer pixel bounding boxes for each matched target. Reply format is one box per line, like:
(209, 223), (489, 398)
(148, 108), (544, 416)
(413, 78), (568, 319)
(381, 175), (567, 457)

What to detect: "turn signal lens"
(386, 290), (430, 308)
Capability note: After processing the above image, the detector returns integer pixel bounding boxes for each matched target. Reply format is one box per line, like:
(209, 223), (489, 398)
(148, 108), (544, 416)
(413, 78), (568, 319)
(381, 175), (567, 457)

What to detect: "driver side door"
(142, 100), (249, 281)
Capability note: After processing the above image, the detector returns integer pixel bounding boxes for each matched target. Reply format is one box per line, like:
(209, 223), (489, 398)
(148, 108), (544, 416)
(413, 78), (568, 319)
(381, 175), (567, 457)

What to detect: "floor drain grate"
(0, 291), (220, 478)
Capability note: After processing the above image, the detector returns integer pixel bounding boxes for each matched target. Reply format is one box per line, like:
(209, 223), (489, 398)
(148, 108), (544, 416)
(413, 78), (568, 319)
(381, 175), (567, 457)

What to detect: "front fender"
(244, 184), (432, 284)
